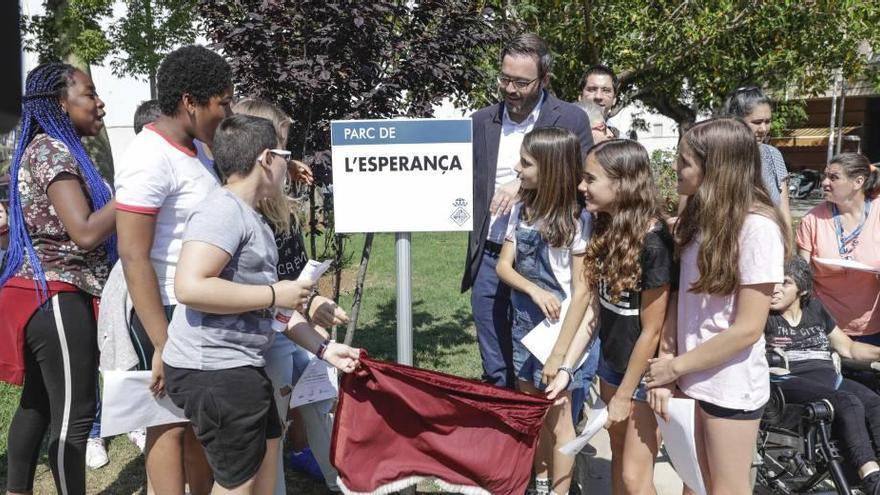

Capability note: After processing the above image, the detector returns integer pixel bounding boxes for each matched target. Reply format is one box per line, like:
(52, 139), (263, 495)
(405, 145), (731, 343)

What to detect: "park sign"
(330, 118), (473, 233)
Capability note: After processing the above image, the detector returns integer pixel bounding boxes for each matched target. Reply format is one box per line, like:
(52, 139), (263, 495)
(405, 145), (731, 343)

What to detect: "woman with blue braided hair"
(0, 62), (116, 495)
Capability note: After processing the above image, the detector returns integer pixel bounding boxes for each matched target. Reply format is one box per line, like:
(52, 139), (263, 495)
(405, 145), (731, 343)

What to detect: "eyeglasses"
(584, 86), (615, 95)
(268, 149), (292, 161)
(497, 76), (540, 90)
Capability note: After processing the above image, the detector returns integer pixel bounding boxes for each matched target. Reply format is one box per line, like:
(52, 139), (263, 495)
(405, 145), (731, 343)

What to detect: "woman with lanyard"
(797, 152), (880, 344)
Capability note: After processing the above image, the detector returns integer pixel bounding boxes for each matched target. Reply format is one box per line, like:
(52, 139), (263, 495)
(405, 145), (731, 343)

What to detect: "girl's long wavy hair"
(519, 127), (584, 248)
(232, 97), (296, 234)
(0, 63), (116, 297)
(583, 139), (664, 301)
(676, 117), (791, 295)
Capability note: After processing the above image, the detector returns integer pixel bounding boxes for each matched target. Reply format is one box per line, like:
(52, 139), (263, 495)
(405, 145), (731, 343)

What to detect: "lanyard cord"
(832, 198), (872, 258)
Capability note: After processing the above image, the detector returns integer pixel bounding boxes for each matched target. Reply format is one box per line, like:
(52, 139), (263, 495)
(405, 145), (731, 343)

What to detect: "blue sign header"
(331, 119), (472, 146)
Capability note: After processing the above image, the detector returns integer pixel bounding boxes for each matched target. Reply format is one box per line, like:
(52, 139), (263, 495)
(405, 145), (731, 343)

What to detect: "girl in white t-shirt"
(496, 127), (594, 495)
(645, 118), (789, 495)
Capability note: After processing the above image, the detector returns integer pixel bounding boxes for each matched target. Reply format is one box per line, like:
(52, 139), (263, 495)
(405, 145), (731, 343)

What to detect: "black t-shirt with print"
(598, 222), (677, 374)
(275, 220), (309, 281)
(765, 298), (837, 374)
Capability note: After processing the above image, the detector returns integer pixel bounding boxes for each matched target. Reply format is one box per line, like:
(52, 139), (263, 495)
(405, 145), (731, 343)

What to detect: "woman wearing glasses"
(721, 86), (792, 226)
(797, 152), (880, 344)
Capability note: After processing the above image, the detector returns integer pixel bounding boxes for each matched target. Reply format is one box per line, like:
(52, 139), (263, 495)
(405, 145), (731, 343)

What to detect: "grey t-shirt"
(163, 188), (279, 370)
(760, 143), (788, 206)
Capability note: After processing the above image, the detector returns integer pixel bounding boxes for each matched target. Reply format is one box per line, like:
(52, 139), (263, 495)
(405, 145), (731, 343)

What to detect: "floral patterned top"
(14, 134), (109, 296)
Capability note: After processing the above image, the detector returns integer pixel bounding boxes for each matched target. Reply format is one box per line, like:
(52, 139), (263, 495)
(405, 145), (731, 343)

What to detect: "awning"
(769, 126), (861, 148)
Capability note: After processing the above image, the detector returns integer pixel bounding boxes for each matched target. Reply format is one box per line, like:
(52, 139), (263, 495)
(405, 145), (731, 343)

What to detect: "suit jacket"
(461, 91), (593, 292)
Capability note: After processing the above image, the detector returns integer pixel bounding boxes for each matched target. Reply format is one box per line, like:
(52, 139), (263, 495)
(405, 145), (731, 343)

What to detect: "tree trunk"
(343, 233), (374, 346)
(149, 71), (157, 100)
(640, 92), (697, 136)
(330, 233), (344, 341)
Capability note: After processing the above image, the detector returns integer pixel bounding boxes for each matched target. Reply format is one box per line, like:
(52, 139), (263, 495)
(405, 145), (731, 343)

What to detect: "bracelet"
(267, 284), (276, 309)
(316, 339), (331, 360)
(557, 366), (575, 379)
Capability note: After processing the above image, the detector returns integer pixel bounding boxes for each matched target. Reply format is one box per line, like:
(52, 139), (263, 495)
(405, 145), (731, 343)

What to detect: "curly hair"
(157, 45), (232, 116)
(676, 118), (791, 295)
(583, 140), (664, 301)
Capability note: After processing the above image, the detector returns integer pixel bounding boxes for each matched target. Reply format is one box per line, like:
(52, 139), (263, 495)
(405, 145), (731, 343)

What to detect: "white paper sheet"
(290, 355), (339, 408)
(299, 259), (333, 281)
(559, 398), (607, 456)
(655, 398), (707, 495)
(814, 257), (880, 274)
(520, 299), (590, 369)
(100, 370), (187, 438)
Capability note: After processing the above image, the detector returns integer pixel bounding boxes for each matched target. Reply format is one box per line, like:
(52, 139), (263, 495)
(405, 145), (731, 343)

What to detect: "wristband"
(267, 285), (276, 309)
(557, 366), (575, 379)
(316, 339), (331, 360)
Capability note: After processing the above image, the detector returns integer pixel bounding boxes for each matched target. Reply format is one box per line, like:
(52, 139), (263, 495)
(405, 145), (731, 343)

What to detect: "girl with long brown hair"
(496, 127), (594, 495)
(646, 118), (790, 495)
(578, 139), (674, 494)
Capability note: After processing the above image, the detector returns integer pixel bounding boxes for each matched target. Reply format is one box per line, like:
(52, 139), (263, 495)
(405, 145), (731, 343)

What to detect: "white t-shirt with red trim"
(115, 123), (220, 305)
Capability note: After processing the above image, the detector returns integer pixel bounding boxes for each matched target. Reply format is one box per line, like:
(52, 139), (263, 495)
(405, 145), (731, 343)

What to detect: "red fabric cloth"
(0, 277), (88, 385)
(332, 354), (552, 495)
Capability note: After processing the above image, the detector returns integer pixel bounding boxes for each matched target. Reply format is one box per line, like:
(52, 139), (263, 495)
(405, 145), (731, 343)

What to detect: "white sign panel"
(331, 118), (473, 233)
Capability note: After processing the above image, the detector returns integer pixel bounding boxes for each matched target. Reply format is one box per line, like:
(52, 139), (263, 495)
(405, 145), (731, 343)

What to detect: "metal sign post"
(395, 232), (413, 365)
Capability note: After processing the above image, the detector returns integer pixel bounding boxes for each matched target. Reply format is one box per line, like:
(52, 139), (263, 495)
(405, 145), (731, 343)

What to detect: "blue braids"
(0, 62), (117, 298)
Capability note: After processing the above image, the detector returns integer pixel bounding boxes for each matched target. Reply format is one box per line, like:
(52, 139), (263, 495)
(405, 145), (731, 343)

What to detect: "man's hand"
(289, 160), (314, 186)
(489, 179), (520, 216)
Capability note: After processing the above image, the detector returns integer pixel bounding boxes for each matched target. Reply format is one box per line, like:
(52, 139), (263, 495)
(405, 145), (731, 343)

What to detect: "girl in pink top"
(797, 152), (880, 341)
(645, 118), (789, 495)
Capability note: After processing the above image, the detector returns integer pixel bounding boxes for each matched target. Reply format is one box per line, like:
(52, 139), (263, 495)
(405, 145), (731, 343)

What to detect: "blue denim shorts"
(597, 356), (648, 402)
(511, 299), (584, 392)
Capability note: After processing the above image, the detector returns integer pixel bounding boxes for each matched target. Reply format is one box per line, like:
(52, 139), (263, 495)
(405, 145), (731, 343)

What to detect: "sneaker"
(287, 447), (324, 481)
(127, 428), (146, 452)
(86, 437), (109, 469)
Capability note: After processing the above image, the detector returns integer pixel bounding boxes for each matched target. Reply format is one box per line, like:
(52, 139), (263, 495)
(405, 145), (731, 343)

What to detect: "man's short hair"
(784, 257), (813, 307)
(133, 99), (162, 134)
(582, 64), (618, 89)
(212, 114), (279, 180)
(500, 33), (552, 78)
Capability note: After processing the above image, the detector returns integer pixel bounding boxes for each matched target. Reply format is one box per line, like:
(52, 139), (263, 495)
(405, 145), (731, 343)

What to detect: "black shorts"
(164, 364), (282, 488)
(698, 399), (765, 420)
(129, 305), (175, 370)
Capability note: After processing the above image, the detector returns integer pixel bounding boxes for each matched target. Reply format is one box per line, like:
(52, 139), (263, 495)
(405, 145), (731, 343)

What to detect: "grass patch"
(0, 232), (478, 493)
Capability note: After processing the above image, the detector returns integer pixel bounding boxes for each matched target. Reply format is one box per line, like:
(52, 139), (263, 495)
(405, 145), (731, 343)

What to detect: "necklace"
(832, 199), (871, 260)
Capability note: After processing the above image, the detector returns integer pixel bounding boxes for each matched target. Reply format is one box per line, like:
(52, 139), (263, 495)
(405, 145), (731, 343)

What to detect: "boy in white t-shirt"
(115, 45), (233, 495)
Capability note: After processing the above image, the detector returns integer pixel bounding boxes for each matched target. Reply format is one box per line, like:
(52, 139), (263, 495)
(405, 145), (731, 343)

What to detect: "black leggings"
(6, 292), (98, 495)
(780, 362), (880, 470)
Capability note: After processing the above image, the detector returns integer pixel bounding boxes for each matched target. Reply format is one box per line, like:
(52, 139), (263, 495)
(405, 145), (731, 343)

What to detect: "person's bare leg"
(520, 381), (551, 481)
(700, 408), (759, 495)
(145, 423), (186, 495)
(547, 390), (576, 494)
(600, 381), (626, 495)
(182, 425), (213, 495)
(620, 401), (659, 494)
(253, 438), (281, 495)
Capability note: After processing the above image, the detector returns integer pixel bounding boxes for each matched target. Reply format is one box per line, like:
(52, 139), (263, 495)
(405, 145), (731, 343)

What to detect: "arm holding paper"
(542, 254), (590, 385)
(545, 292), (599, 402)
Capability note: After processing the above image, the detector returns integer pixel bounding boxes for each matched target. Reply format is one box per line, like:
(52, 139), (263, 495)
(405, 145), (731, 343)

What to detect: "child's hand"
(645, 356), (679, 388)
(289, 160), (314, 186)
(542, 353), (564, 385)
(648, 384), (674, 422)
(528, 287), (561, 320)
(273, 280), (316, 309)
(309, 296), (349, 328)
(545, 371), (571, 405)
(323, 342), (360, 373)
(605, 394), (632, 429)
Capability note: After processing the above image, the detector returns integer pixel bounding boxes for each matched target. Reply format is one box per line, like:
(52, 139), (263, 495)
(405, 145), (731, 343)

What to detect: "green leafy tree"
(478, 1), (880, 132)
(108, 0), (198, 98)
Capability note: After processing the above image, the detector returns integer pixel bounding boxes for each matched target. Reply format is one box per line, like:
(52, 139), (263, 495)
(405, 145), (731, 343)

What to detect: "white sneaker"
(127, 428), (146, 452)
(86, 437), (109, 469)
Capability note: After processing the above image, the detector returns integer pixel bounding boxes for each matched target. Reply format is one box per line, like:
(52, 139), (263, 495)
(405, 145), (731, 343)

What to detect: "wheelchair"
(755, 352), (852, 494)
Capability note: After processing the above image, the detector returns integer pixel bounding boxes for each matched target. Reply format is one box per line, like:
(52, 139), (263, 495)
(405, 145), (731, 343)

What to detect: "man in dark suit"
(462, 33), (592, 388)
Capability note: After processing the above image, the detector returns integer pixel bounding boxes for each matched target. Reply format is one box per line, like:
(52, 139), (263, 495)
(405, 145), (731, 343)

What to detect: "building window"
(652, 123), (663, 137)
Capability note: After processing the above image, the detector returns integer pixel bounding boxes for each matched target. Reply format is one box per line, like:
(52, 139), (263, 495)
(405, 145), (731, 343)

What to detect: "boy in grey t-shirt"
(161, 114), (360, 491)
